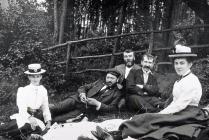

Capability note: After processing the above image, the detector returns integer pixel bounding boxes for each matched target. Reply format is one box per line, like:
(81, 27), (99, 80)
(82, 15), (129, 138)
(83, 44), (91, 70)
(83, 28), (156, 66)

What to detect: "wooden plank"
(65, 43), (71, 76)
(56, 43), (209, 65)
(42, 24), (209, 51)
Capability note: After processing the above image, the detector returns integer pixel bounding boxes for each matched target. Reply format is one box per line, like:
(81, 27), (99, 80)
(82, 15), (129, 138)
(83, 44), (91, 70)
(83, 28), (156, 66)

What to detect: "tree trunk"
(162, 0), (174, 47)
(181, 0), (209, 44)
(53, 0), (58, 45)
(107, 16), (116, 36)
(58, 0), (67, 44)
(109, 1), (127, 68)
(67, 0), (75, 40)
(162, 0), (182, 47)
(148, 0), (155, 54)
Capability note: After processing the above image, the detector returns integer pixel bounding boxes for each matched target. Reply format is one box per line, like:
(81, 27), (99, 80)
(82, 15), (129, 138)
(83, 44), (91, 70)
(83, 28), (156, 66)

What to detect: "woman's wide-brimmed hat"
(169, 44), (197, 58)
(24, 63), (46, 75)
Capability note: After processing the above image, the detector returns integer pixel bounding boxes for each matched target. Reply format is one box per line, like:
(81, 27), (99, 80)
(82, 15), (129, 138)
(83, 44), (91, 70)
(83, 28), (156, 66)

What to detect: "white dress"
(10, 84), (51, 130)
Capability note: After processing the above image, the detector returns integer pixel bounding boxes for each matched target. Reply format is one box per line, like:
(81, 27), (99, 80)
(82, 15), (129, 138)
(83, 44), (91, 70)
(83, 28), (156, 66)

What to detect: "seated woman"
(0, 64), (51, 139)
(92, 44), (209, 140)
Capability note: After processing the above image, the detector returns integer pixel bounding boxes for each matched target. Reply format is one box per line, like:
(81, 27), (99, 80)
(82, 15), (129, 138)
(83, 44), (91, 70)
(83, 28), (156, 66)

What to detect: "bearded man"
(50, 69), (122, 122)
(114, 49), (141, 109)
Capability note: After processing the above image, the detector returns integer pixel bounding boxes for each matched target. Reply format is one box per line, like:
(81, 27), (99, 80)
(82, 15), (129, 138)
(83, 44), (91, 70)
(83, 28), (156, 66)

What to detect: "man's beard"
(125, 60), (134, 67)
(106, 81), (116, 87)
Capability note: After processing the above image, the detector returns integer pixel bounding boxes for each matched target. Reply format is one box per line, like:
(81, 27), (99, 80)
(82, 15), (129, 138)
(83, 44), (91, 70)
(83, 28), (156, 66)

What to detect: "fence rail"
(56, 44), (209, 65)
(42, 24), (209, 75)
(42, 24), (209, 51)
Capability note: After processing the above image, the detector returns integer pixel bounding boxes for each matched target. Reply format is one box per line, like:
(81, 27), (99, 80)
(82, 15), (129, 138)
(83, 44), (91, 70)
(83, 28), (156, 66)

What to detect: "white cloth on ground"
(43, 119), (137, 140)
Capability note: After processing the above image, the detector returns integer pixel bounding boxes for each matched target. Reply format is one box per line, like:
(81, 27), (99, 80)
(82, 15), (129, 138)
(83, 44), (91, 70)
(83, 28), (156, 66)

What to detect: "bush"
(192, 58), (209, 106)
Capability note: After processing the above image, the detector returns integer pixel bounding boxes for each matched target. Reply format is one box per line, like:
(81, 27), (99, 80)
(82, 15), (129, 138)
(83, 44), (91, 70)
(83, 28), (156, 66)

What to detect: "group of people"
(0, 43), (209, 140)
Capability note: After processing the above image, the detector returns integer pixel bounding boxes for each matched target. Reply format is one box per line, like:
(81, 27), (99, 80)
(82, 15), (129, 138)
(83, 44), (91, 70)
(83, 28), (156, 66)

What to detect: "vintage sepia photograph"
(0, 0), (209, 140)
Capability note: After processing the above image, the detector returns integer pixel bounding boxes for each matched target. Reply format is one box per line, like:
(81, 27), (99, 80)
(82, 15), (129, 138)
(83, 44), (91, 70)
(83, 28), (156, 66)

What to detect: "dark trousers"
(0, 120), (39, 139)
(50, 98), (87, 122)
(50, 97), (99, 122)
(195, 127), (209, 140)
(127, 94), (162, 113)
(50, 97), (77, 116)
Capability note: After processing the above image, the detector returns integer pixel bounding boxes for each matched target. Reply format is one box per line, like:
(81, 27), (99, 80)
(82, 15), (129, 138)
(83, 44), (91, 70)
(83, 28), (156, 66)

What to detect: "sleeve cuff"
(96, 102), (102, 110)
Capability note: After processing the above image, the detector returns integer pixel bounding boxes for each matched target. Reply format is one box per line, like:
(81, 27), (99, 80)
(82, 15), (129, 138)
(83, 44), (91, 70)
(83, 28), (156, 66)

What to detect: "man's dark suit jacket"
(75, 79), (122, 112)
(115, 64), (141, 86)
(126, 68), (160, 97)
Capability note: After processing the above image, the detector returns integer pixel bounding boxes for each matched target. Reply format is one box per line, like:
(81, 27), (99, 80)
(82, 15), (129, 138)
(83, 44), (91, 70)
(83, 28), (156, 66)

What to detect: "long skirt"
(119, 106), (209, 140)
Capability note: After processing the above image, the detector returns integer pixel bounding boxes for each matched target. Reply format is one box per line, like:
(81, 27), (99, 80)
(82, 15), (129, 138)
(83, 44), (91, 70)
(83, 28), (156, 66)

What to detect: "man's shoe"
(91, 131), (103, 140)
(92, 126), (114, 140)
(163, 134), (179, 140)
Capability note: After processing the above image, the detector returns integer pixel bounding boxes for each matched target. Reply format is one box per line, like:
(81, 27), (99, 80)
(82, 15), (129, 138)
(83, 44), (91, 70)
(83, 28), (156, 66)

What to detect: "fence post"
(65, 43), (71, 76)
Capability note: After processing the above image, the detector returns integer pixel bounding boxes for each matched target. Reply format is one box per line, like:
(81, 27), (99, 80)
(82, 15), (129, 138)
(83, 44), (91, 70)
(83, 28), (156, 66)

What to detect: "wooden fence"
(42, 24), (209, 76)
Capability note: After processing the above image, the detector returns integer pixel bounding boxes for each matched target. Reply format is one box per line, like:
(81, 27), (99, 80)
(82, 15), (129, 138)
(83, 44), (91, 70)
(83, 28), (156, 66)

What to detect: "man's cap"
(169, 44), (197, 58)
(106, 68), (121, 78)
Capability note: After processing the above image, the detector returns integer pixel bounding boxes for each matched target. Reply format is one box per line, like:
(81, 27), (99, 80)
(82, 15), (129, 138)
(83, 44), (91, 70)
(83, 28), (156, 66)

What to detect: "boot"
(91, 126), (122, 140)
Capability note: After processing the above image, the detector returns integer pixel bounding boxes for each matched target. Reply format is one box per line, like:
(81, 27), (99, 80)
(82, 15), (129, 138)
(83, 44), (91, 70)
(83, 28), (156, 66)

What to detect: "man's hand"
(86, 98), (100, 106)
(87, 98), (101, 110)
(79, 93), (87, 103)
(137, 84), (143, 89)
(118, 98), (126, 109)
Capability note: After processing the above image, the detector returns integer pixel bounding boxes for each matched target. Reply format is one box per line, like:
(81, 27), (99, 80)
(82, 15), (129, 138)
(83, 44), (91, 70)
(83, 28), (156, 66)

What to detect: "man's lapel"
(88, 81), (105, 97)
(121, 64), (126, 78)
(139, 69), (145, 84)
(146, 72), (153, 84)
(100, 88), (113, 98)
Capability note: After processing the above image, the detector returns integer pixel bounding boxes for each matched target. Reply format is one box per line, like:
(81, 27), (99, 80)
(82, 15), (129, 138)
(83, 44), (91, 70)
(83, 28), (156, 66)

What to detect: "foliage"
(192, 58), (209, 106)
(0, 1), (65, 104)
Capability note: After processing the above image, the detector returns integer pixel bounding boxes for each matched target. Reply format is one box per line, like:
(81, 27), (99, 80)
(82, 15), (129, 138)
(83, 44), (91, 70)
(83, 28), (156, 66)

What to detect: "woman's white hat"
(24, 63), (46, 75)
(168, 44), (197, 58)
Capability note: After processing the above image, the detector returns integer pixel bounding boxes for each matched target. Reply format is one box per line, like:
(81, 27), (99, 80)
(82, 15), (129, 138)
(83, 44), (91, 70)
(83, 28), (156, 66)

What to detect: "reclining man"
(50, 69), (122, 122)
(126, 53), (162, 113)
(114, 49), (140, 109)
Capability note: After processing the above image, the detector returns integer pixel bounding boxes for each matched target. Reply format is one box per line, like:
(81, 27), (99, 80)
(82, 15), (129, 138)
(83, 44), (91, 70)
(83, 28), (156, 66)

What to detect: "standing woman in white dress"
(0, 63), (51, 139)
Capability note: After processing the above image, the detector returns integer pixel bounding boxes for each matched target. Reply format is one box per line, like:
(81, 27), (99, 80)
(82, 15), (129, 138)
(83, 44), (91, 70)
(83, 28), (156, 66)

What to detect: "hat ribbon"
(28, 68), (41, 73)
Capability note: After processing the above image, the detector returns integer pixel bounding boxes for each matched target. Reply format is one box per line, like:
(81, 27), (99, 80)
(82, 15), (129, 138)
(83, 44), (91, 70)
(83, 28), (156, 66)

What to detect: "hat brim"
(168, 53), (197, 58)
(106, 69), (121, 78)
(24, 69), (46, 75)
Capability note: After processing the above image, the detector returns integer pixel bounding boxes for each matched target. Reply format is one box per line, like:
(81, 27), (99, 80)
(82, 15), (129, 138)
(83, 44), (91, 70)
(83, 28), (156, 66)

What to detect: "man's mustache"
(126, 60), (133, 63)
(106, 81), (113, 85)
(143, 65), (150, 69)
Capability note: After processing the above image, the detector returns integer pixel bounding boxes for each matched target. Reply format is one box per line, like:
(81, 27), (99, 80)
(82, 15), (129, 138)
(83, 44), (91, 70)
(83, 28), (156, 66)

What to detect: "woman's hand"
(28, 116), (38, 130)
(46, 120), (51, 129)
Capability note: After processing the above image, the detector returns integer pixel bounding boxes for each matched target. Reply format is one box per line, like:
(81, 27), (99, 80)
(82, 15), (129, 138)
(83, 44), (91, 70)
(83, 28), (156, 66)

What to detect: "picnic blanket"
(43, 119), (135, 140)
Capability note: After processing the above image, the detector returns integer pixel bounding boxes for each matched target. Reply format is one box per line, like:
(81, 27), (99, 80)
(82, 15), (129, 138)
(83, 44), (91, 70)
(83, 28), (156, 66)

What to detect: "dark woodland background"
(0, 0), (209, 122)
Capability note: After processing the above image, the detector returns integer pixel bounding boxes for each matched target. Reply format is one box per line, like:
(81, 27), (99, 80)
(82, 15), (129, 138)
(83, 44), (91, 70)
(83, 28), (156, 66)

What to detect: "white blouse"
(159, 72), (202, 114)
(10, 84), (51, 129)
